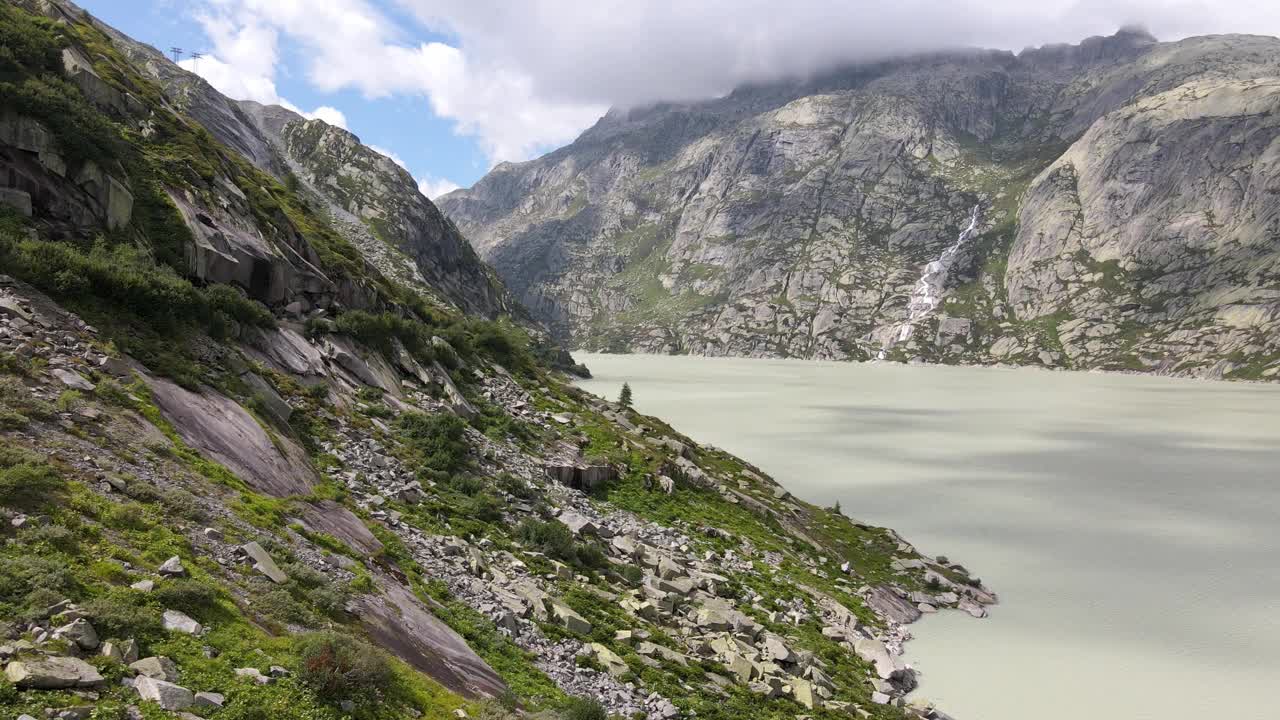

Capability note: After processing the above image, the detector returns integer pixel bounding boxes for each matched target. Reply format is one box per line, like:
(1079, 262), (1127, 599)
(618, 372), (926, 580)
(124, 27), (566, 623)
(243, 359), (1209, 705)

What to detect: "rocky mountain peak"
(441, 30), (1280, 380)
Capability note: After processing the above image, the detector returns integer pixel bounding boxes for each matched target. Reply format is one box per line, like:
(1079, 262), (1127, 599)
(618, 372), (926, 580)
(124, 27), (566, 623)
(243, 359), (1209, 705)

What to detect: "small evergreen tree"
(618, 382), (633, 408)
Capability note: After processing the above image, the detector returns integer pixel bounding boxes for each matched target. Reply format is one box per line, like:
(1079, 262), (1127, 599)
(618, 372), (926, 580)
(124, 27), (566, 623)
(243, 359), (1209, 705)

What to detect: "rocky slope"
(441, 29), (1280, 380)
(81, 5), (513, 319)
(0, 3), (990, 720)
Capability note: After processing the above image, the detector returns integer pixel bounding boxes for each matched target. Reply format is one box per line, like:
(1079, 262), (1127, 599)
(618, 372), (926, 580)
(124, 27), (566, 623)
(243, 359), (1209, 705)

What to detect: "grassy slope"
(1, 5), (963, 720)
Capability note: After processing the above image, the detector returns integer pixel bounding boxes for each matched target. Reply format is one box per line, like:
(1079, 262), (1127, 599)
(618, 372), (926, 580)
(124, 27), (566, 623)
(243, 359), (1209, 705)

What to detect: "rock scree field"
(0, 2), (995, 720)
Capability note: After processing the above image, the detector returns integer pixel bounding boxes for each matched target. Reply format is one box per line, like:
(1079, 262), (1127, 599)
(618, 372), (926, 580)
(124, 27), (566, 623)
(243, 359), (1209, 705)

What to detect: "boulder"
(853, 637), (901, 680)
(146, 376), (317, 498)
(725, 653), (760, 683)
(130, 656), (179, 682)
(133, 676), (194, 711)
(193, 692), (225, 708)
(101, 638), (139, 663)
(241, 541), (288, 583)
(0, 188), (32, 217)
(349, 573), (507, 699)
(157, 556), (186, 577)
(235, 667), (273, 685)
(549, 601), (592, 634)
(760, 634), (793, 663)
(583, 643), (628, 677)
(865, 586), (921, 624)
(296, 500), (384, 556)
(558, 510), (598, 536)
(4, 657), (105, 689)
(791, 677), (819, 709)
(51, 368), (95, 391)
(162, 610), (202, 635)
(54, 618), (99, 650)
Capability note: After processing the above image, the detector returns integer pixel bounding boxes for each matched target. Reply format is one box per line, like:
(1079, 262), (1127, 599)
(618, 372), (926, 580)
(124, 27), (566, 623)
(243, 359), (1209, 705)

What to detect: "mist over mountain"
(441, 28), (1280, 380)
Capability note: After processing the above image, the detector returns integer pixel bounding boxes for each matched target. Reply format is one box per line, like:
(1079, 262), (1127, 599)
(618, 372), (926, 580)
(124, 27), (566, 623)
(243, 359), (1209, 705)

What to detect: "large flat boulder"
(241, 326), (326, 377)
(241, 541), (288, 584)
(295, 500), (384, 556)
(865, 586), (921, 625)
(350, 573), (506, 700)
(146, 376), (316, 497)
(133, 676), (194, 710)
(5, 657), (104, 689)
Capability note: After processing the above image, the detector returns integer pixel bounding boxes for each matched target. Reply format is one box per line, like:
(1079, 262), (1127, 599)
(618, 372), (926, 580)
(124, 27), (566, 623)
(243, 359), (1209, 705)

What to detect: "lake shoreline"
(574, 353), (1280, 719)
(572, 349), (1277, 386)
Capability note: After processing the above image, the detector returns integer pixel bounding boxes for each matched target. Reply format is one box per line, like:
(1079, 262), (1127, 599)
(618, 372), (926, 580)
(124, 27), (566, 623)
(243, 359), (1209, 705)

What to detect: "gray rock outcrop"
(441, 30), (1280, 379)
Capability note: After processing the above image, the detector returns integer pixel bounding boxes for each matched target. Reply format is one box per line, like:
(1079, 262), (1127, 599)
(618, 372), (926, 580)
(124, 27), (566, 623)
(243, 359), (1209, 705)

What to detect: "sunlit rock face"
(442, 31), (1280, 380)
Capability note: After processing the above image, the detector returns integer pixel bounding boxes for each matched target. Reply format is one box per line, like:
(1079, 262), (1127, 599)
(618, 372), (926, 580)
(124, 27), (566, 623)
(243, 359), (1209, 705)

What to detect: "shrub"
(82, 591), (162, 640)
(470, 319), (533, 373)
(516, 518), (575, 560)
(55, 389), (83, 412)
(398, 411), (471, 475)
(0, 454), (63, 511)
(255, 588), (311, 626)
(0, 555), (77, 616)
(295, 631), (394, 704)
(447, 474), (484, 496)
(101, 501), (149, 530)
(152, 578), (219, 614)
(17, 523), (77, 552)
(463, 491), (505, 524)
(93, 377), (135, 406)
(561, 697), (609, 720)
(160, 487), (206, 521)
(88, 560), (130, 585)
(614, 563), (644, 586)
(0, 407), (29, 430)
(0, 675), (16, 704)
(515, 519), (609, 571)
(496, 473), (533, 500)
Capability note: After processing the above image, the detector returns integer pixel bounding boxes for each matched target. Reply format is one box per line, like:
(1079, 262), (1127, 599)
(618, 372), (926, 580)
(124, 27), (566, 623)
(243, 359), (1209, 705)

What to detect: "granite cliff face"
(77, 13), (512, 319)
(441, 30), (1280, 379)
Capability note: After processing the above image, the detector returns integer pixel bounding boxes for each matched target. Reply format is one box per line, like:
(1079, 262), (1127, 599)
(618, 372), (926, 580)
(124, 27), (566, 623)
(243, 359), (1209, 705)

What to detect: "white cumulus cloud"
(183, 0), (1280, 169)
(367, 144), (409, 170)
(417, 176), (460, 200)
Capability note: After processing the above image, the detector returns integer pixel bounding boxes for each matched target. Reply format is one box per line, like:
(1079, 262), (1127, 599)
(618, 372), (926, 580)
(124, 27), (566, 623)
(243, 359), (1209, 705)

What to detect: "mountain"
(83, 13), (513, 319)
(440, 29), (1280, 380)
(0, 2), (989, 720)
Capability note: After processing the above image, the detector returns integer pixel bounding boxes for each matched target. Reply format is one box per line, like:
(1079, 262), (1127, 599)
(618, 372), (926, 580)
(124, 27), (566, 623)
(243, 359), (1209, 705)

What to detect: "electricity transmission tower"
(169, 46), (184, 62)
(190, 51), (203, 71)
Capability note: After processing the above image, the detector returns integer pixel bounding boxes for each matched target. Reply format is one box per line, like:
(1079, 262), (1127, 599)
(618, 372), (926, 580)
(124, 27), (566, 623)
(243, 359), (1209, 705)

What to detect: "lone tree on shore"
(618, 382), (633, 408)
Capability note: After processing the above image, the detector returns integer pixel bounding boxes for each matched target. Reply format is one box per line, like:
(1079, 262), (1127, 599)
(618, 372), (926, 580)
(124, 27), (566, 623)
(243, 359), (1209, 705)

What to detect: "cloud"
(417, 175), (460, 199)
(304, 105), (348, 129)
(178, 54), (278, 105)
(368, 144), (409, 170)
(185, 0), (1280, 167)
(401, 0), (1280, 107)
(185, 0), (603, 163)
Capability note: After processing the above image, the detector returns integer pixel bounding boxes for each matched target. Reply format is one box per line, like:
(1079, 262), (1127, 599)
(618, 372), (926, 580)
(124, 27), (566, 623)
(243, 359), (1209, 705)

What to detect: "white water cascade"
(879, 204), (982, 359)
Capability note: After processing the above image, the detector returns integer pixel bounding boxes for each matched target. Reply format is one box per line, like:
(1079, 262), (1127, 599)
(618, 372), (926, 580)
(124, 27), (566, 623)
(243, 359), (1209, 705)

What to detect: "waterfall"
(878, 205), (981, 359)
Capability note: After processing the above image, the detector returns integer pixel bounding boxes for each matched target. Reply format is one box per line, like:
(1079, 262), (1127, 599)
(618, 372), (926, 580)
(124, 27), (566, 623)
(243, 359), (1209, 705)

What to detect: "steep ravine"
(441, 30), (1280, 381)
(1, 2), (992, 720)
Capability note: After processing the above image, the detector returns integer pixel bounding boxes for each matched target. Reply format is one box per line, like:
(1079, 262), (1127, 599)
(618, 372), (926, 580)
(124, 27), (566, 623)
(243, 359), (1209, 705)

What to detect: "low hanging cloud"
(185, 0), (1280, 168)
(403, 0), (1280, 107)
(417, 175), (461, 200)
(176, 11), (347, 130)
